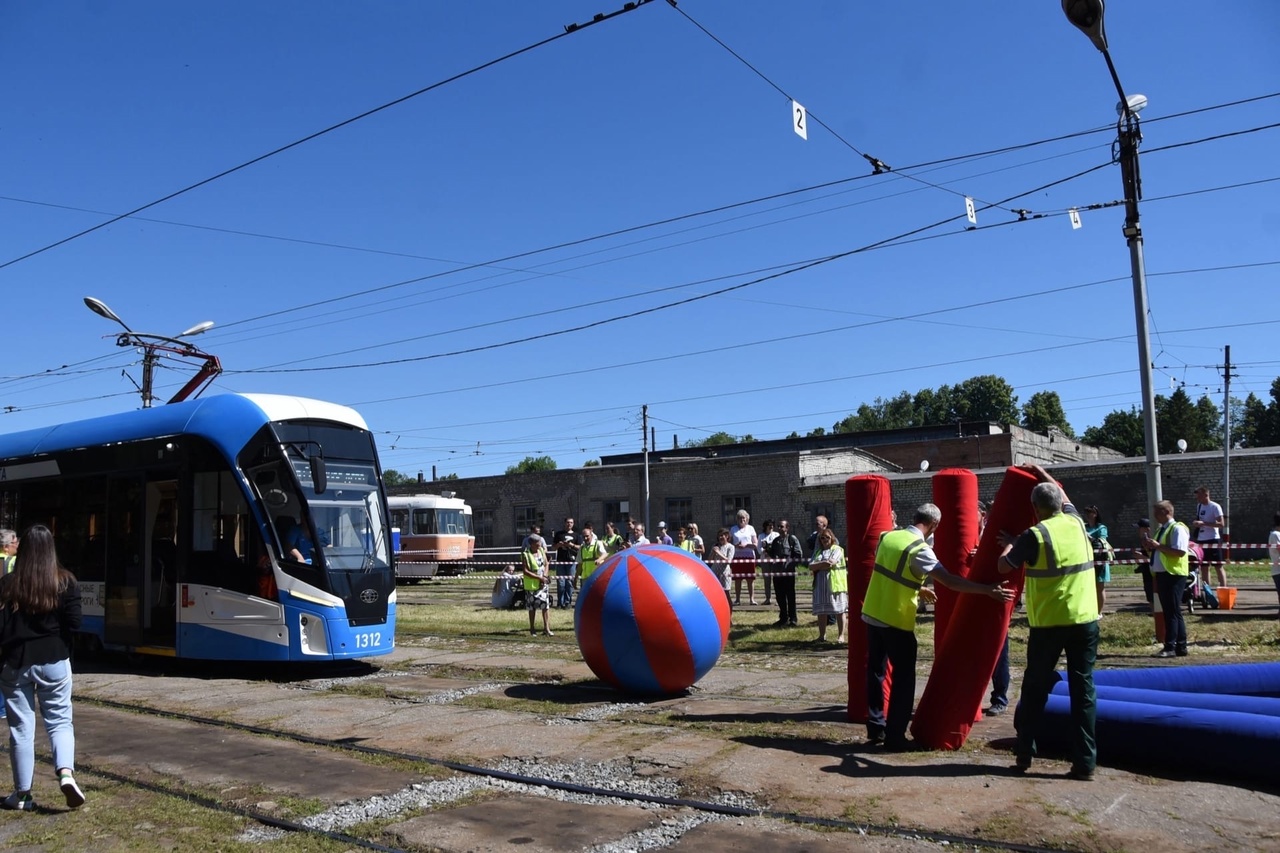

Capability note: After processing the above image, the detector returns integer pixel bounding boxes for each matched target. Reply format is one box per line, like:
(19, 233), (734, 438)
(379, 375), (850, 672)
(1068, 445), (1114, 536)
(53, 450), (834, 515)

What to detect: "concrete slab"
(385, 795), (668, 852)
(76, 704), (415, 803)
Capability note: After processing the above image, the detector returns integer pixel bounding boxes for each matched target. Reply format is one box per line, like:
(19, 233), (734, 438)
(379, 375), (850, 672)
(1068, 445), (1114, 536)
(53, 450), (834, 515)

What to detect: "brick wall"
(399, 448), (1280, 554)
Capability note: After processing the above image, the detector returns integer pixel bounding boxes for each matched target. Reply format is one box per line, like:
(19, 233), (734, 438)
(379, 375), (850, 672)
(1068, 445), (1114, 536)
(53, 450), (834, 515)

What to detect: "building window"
(602, 500), (630, 530)
(723, 495), (752, 527)
(664, 498), (693, 530)
(514, 505), (542, 546)
(474, 509), (494, 549)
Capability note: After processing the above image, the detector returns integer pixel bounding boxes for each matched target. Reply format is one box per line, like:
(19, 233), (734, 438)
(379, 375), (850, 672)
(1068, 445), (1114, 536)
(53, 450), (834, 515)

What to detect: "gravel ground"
(240, 756), (758, 845)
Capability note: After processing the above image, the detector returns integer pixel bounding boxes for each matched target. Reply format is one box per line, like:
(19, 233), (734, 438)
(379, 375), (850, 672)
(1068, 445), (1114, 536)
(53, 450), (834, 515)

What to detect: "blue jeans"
(556, 575), (574, 608)
(2, 658), (77, 792)
(990, 634), (1011, 707)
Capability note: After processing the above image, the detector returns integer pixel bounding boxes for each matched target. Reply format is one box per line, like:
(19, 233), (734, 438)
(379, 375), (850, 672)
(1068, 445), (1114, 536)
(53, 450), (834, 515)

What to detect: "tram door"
(103, 476), (145, 646)
(144, 479), (179, 645)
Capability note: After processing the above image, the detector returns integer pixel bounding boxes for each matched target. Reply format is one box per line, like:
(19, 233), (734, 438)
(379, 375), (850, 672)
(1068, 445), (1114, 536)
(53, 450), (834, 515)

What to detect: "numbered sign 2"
(792, 100), (807, 140)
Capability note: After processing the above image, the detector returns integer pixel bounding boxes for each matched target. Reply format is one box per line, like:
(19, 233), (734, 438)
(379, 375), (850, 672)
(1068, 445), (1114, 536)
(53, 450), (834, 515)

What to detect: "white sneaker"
(2, 791), (34, 811)
(59, 774), (85, 809)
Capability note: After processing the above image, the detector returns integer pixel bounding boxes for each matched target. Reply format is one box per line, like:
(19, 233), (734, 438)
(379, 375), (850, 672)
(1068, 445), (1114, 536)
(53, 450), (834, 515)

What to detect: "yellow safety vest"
(522, 550), (546, 591)
(1025, 512), (1099, 628)
(827, 545), (848, 595)
(1156, 521), (1190, 576)
(863, 529), (929, 631)
(678, 540), (694, 552)
(579, 540), (605, 579)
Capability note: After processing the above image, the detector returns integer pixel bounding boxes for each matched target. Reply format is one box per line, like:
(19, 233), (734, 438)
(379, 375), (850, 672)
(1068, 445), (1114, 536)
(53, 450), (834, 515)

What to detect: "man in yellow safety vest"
(863, 504), (1014, 751)
(998, 464), (1100, 781)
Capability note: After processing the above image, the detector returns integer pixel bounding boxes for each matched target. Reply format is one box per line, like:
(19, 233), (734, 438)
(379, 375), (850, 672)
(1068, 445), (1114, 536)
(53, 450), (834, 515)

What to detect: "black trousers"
(866, 622), (917, 744)
(774, 562), (798, 622)
(1015, 620), (1099, 772)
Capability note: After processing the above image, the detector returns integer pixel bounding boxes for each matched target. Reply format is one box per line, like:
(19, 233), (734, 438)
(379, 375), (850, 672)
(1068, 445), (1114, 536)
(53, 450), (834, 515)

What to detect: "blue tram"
(0, 394), (395, 661)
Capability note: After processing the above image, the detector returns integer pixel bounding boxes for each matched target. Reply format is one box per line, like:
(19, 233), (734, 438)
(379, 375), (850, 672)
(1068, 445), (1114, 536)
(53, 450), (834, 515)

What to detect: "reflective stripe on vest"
(1157, 521), (1190, 576)
(1025, 512), (1098, 628)
(863, 530), (928, 632)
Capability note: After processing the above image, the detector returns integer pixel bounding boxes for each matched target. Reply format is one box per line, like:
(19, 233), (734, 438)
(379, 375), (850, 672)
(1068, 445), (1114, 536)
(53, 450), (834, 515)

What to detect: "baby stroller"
(1182, 542), (1219, 613)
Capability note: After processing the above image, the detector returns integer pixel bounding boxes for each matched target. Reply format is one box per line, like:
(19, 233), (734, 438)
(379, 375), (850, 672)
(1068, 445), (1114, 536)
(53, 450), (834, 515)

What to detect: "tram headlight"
(297, 613), (329, 655)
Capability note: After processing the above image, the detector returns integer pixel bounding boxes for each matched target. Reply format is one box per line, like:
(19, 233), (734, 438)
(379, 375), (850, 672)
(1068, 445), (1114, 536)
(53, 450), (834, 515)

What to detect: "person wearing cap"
(1192, 486), (1227, 589)
(1141, 500), (1190, 659)
(998, 464), (1099, 781)
(653, 521), (672, 546)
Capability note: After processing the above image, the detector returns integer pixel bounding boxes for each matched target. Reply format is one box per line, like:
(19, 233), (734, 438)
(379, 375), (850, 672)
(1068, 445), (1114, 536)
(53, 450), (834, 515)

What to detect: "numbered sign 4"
(792, 100), (807, 140)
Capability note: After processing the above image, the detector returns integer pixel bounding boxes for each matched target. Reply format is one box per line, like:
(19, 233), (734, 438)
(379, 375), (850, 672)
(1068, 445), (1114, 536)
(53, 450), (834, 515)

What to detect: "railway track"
(73, 693), (1083, 853)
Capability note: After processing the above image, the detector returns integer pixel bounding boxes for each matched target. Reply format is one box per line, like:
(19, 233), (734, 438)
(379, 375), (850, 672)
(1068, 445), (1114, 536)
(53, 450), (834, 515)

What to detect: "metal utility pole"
(1062, 0), (1162, 506)
(642, 405), (651, 535)
(1222, 345), (1234, 553)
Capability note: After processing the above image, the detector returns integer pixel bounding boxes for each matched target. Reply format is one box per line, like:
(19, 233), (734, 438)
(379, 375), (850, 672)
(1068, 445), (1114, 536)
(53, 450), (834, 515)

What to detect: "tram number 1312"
(354, 632), (384, 649)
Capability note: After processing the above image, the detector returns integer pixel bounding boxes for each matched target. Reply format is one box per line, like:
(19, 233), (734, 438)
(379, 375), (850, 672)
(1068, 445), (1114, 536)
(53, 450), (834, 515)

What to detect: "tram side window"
(412, 509), (437, 535)
(189, 470), (252, 589)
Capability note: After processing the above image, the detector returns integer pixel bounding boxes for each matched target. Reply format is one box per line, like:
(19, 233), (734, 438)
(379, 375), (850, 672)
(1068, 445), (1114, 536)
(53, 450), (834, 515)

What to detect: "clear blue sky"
(3, 1), (1277, 478)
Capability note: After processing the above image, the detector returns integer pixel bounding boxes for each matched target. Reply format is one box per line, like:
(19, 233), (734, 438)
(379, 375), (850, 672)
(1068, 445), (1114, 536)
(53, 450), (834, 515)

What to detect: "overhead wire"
(0, 0), (656, 275)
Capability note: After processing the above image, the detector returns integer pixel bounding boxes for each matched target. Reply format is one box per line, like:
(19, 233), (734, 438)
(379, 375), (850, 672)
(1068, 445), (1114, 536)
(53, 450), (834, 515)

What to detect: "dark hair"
(1084, 505), (1104, 523)
(0, 524), (74, 615)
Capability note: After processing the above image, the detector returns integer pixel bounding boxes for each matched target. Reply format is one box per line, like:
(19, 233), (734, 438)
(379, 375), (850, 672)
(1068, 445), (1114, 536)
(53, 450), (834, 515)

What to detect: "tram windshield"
(244, 422), (392, 591)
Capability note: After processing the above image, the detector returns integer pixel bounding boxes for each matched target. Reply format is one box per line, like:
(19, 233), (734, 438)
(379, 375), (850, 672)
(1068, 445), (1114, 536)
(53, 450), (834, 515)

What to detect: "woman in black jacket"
(0, 524), (85, 811)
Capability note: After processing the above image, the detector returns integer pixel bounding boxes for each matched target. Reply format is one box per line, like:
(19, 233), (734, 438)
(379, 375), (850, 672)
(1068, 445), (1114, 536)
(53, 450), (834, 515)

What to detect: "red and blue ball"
(575, 544), (730, 695)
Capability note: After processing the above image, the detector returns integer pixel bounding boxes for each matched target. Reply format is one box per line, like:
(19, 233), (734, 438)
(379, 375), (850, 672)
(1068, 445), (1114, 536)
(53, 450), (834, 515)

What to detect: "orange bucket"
(1218, 587), (1237, 610)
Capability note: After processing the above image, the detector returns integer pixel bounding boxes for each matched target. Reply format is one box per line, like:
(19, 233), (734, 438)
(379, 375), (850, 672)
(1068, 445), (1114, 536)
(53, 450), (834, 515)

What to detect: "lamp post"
(84, 297), (222, 408)
(1062, 0), (1162, 507)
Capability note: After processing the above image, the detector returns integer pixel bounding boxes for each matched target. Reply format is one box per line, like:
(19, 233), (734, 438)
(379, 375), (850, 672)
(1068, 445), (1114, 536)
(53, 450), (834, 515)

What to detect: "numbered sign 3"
(792, 100), (807, 140)
(964, 196), (977, 225)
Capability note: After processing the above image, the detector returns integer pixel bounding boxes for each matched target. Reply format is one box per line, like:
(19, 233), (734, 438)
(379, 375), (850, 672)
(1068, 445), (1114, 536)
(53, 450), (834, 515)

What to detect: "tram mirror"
(310, 456), (327, 495)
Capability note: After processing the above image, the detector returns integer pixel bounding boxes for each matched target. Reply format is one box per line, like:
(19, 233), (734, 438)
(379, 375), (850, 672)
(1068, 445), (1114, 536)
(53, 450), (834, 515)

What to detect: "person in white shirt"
(729, 510), (760, 606)
(1142, 500), (1191, 658)
(1193, 486), (1227, 588)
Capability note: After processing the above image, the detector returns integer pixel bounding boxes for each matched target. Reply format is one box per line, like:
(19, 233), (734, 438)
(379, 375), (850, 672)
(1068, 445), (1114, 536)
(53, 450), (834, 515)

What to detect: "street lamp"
(84, 297), (222, 408)
(1062, 0), (1162, 506)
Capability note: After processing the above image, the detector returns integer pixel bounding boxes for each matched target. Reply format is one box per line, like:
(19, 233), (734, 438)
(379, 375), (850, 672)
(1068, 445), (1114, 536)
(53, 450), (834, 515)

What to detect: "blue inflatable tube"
(1050, 681), (1280, 717)
(1092, 661), (1280, 696)
(1032, 662), (1280, 783)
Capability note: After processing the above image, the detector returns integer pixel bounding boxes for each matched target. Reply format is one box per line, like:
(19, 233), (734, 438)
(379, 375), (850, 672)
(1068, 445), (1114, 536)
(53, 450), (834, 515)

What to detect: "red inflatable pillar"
(930, 469), (979, 657)
(911, 466), (1038, 749)
(845, 474), (895, 723)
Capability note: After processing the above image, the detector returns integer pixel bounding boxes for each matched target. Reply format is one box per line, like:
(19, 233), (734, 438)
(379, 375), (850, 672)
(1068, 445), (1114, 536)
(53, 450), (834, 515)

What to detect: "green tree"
(686, 431), (738, 447)
(1082, 407), (1144, 456)
(1239, 392), (1273, 447)
(1155, 388), (1218, 453)
(951, 375), (1019, 424)
(382, 469), (412, 487)
(806, 426), (827, 437)
(912, 386), (953, 427)
(506, 455), (557, 475)
(1021, 390), (1075, 437)
(439, 472), (459, 480)
(583, 459), (600, 467)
